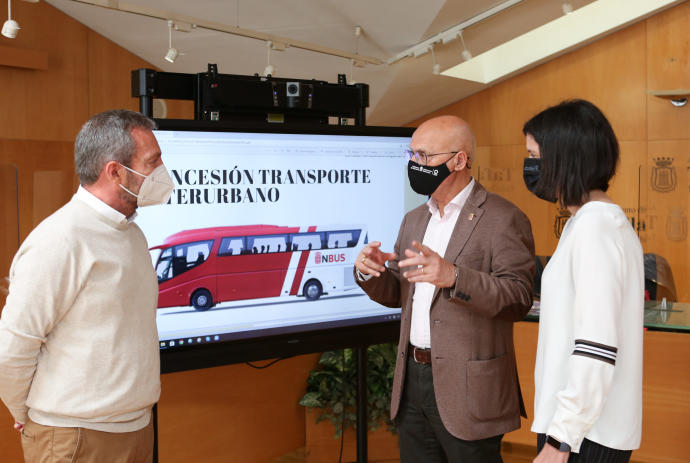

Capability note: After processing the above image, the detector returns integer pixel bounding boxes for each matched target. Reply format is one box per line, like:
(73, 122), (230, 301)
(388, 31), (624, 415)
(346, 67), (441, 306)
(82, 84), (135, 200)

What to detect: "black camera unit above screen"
(131, 63), (369, 126)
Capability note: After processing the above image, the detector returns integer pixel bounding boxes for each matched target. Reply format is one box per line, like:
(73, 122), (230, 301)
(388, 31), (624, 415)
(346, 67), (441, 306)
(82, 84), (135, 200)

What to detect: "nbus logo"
(315, 252), (346, 264)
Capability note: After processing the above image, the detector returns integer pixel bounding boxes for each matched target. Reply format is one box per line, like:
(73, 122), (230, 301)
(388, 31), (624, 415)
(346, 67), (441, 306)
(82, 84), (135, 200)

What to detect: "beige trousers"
(20, 417), (154, 463)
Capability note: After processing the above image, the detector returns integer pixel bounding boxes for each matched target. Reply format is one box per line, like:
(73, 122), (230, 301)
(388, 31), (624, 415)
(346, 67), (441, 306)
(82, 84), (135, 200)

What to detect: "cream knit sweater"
(0, 192), (160, 432)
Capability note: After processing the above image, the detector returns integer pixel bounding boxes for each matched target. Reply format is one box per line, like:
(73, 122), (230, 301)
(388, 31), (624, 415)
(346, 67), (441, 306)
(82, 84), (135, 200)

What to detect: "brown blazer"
(357, 181), (535, 441)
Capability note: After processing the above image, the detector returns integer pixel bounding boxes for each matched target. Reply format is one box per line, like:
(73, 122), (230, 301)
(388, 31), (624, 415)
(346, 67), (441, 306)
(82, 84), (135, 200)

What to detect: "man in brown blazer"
(355, 115), (535, 462)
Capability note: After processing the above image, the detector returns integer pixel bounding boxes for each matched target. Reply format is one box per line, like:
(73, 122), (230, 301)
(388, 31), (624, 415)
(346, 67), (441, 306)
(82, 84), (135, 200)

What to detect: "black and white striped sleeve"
(572, 339), (617, 366)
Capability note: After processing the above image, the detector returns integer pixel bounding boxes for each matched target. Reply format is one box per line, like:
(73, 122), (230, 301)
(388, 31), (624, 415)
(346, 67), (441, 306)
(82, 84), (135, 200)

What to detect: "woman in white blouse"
(522, 99), (644, 463)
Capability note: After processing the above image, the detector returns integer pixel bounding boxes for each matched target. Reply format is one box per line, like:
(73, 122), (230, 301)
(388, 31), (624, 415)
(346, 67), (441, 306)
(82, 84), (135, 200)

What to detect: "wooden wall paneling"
(405, 87), (497, 146)
(506, 321), (539, 447)
(0, 164), (19, 311)
(635, 330), (690, 463)
(646, 1), (690, 88)
(0, 45), (49, 70)
(0, 1), (90, 142)
(646, 2), (690, 141)
(410, 89), (498, 145)
(0, 164), (19, 269)
(158, 354), (319, 463)
(32, 170), (74, 227)
(87, 30), (156, 115)
(0, 408), (22, 462)
(646, 94), (690, 142)
(0, 139), (76, 243)
(160, 98), (195, 120)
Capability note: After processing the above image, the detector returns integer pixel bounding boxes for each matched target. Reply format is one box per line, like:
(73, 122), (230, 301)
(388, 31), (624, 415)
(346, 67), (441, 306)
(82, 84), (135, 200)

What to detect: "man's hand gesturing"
(355, 242), (397, 278)
(399, 241), (456, 288)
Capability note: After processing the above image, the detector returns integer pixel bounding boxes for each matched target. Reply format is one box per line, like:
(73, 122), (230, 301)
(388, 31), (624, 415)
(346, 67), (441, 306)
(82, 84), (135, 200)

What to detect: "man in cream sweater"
(0, 109), (174, 462)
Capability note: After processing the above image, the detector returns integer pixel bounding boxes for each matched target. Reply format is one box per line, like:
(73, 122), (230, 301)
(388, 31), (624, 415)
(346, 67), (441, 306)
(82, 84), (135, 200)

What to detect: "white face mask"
(119, 164), (174, 207)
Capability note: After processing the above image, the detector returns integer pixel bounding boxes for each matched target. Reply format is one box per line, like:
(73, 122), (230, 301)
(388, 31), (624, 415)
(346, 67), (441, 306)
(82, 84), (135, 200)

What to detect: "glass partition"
(638, 161), (689, 302)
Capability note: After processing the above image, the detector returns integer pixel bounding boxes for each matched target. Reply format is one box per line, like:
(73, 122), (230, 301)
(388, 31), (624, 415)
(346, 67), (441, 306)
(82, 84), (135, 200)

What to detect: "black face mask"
(407, 160), (451, 195)
(523, 158), (557, 203)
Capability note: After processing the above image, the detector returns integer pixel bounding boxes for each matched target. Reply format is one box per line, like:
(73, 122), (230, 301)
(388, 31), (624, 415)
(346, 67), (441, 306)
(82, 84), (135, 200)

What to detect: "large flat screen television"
(138, 120), (416, 372)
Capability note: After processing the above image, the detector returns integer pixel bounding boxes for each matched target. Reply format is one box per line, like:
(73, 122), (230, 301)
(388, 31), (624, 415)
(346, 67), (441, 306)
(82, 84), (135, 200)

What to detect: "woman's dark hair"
(522, 99), (619, 207)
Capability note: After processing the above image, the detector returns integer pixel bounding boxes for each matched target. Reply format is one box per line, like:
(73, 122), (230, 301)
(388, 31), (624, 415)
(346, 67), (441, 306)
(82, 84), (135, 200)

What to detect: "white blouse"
(532, 201), (644, 453)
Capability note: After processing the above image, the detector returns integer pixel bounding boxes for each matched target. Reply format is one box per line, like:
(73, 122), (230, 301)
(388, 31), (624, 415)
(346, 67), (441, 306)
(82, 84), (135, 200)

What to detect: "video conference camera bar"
(131, 64), (369, 126)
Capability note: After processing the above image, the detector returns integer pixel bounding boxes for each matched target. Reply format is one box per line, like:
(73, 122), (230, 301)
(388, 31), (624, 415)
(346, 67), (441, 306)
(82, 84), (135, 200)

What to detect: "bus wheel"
(191, 289), (213, 311)
(303, 280), (323, 301)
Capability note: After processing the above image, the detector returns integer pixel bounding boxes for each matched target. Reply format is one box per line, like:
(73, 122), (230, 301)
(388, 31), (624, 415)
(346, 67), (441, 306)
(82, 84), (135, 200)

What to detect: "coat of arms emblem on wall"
(666, 207), (687, 242)
(651, 157), (677, 193)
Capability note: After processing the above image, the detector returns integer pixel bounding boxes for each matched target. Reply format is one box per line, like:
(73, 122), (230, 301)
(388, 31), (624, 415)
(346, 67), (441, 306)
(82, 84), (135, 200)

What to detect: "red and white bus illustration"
(150, 225), (367, 311)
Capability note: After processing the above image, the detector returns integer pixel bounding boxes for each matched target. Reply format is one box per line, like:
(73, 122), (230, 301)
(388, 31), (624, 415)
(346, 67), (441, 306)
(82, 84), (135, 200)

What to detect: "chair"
(644, 253), (677, 301)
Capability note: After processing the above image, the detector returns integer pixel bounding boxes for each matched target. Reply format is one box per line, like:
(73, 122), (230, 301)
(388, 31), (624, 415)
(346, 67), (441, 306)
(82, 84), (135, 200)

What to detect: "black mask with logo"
(407, 160), (452, 195)
(523, 158), (557, 203)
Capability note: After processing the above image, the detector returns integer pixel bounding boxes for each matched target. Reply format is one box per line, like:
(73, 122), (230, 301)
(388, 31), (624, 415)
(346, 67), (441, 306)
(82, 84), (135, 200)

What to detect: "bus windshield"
(156, 240), (213, 283)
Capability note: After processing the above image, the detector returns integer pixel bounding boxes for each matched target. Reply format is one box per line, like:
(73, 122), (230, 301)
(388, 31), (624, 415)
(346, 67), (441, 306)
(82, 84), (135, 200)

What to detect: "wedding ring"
(361, 256), (366, 263)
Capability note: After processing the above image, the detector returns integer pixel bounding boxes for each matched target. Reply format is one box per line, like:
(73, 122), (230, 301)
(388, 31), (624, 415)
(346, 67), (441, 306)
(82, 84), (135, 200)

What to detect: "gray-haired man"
(0, 109), (173, 462)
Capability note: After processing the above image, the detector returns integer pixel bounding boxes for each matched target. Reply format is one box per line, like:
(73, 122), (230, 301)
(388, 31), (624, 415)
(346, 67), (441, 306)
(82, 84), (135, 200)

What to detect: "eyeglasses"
(405, 148), (459, 166)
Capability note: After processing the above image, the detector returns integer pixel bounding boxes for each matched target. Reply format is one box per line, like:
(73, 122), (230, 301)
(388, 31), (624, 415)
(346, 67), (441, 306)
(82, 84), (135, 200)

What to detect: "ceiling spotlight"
(2, 0), (19, 39)
(165, 48), (178, 63)
(349, 25), (363, 84)
(459, 31), (472, 61)
(2, 18), (18, 38)
(263, 41), (275, 76)
(562, 2), (574, 14)
(431, 46), (441, 75)
(164, 19), (178, 63)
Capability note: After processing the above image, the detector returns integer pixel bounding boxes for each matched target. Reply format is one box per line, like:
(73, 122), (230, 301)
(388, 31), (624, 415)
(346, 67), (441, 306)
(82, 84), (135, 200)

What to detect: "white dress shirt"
(76, 185), (137, 224)
(410, 178), (475, 348)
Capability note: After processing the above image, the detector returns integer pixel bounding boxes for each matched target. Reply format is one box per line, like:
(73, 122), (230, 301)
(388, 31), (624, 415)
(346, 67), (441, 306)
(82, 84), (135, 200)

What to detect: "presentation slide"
(136, 129), (411, 350)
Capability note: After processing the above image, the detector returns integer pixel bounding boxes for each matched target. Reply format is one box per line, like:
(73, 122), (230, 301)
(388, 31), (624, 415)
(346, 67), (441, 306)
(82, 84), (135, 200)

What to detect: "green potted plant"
(299, 343), (399, 462)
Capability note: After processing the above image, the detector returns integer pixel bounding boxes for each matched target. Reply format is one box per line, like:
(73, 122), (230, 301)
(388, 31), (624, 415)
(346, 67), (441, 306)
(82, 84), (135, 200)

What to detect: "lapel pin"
(468, 213), (475, 221)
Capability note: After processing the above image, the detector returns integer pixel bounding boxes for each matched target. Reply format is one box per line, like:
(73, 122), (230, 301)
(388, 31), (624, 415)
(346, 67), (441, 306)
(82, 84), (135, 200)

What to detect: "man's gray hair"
(75, 109), (156, 185)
